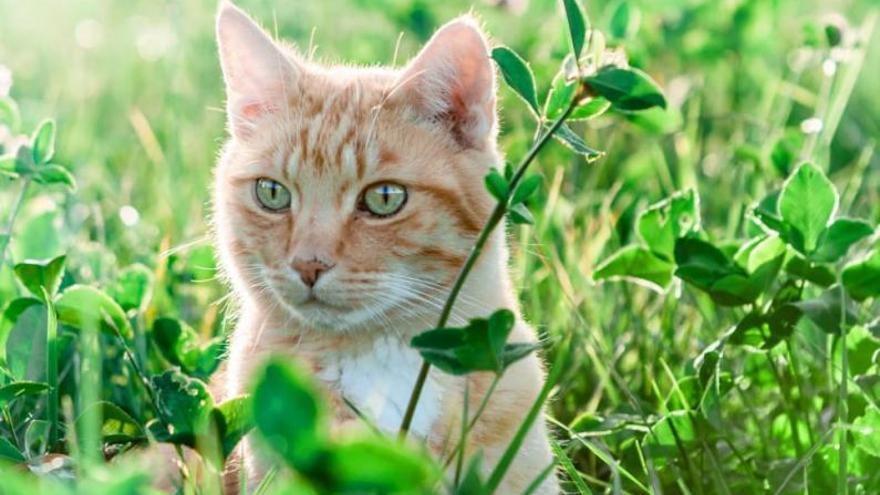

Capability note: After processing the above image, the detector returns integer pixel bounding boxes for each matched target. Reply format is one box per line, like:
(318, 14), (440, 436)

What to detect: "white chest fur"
(315, 336), (442, 439)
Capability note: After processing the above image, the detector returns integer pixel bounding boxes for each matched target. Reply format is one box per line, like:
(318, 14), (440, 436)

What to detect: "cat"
(212, 2), (558, 493)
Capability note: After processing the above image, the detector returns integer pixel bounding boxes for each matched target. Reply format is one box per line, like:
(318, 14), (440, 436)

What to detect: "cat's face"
(213, 3), (499, 332)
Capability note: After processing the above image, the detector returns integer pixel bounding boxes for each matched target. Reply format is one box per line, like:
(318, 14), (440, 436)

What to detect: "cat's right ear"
(216, 1), (299, 139)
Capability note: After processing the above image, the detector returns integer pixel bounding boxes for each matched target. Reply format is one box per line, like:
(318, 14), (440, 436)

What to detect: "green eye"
(255, 178), (291, 212)
(362, 182), (407, 217)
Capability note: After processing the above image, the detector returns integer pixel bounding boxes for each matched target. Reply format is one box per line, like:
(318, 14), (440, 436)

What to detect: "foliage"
(1, 0), (879, 493)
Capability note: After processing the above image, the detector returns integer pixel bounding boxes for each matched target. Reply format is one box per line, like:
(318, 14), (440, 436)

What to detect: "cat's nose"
(292, 257), (334, 288)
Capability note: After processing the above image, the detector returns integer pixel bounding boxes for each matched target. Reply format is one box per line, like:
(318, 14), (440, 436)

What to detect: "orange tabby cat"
(213, 2), (558, 492)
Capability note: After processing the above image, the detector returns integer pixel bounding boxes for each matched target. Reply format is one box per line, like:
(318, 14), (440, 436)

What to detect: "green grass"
(2, 0), (880, 493)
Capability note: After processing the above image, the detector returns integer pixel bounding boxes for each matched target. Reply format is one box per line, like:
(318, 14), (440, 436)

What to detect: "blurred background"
(1, 0), (879, 492)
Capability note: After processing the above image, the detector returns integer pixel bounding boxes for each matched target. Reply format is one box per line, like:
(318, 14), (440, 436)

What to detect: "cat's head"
(212, 2), (501, 333)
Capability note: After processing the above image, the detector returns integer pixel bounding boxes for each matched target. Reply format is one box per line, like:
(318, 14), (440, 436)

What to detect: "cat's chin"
(276, 298), (379, 334)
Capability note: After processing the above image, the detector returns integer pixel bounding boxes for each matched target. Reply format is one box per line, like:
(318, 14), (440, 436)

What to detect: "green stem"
(398, 90), (582, 438)
(44, 291), (59, 448)
(0, 178), (31, 265)
(443, 374), (501, 468)
(837, 282), (849, 495)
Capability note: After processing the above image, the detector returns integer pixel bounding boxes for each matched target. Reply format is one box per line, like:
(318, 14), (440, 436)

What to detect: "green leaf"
(0, 436), (26, 463)
(544, 71), (610, 122)
(812, 218), (874, 263)
(4, 301), (47, 381)
(583, 66), (666, 111)
(328, 437), (437, 493)
(770, 129), (803, 177)
(0, 96), (22, 133)
(252, 358), (327, 473)
(410, 309), (535, 375)
(491, 46), (539, 115)
(609, 1), (639, 40)
(484, 169), (508, 202)
(637, 189), (701, 261)
(561, 0), (588, 58)
(593, 245), (674, 291)
(148, 370), (214, 446)
(853, 406), (880, 458)
(779, 163), (838, 253)
(30, 119), (56, 164)
(13, 255), (66, 301)
(0, 381), (50, 407)
(842, 248), (880, 301)
(55, 285), (133, 339)
(212, 396), (254, 461)
(110, 264), (154, 313)
(32, 164), (76, 191)
(787, 288), (859, 334)
(508, 203), (535, 225)
(785, 255), (836, 287)
(551, 124), (602, 158)
(512, 174), (542, 204)
(674, 238), (751, 305)
(25, 419), (50, 458)
(643, 410), (696, 460)
(76, 401), (146, 442)
(152, 318), (225, 379)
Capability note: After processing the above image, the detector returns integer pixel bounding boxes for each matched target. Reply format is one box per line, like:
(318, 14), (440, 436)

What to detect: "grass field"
(1, 0), (880, 493)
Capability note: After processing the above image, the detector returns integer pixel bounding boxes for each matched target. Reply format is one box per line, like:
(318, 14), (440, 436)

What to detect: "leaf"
(212, 396), (254, 460)
(30, 119), (56, 164)
(0, 299), (39, 362)
(76, 401), (145, 442)
(674, 238), (753, 305)
(583, 66), (666, 111)
(561, 0), (588, 58)
(328, 436), (437, 493)
(787, 288), (859, 334)
(643, 410), (696, 460)
(0, 96), (21, 133)
(484, 169), (508, 202)
(0, 436), (26, 463)
(148, 370), (214, 446)
(32, 164), (76, 191)
(55, 285), (133, 339)
(410, 309), (535, 375)
(593, 245), (674, 292)
(110, 264), (154, 313)
(0, 381), (50, 407)
(13, 255), (66, 301)
(551, 124), (602, 158)
(25, 419), (51, 458)
(252, 358), (327, 473)
(770, 129), (803, 177)
(785, 255), (836, 287)
(842, 248), (880, 301)
(778, 163), (838, 254)
(512, 174), (542, 204)
(152, 318), (225, 379)
(491, 46), (539, 115)
(812, 218), (874, 263)
(637, 189), (701, 261)
(4, 301), (47, 381)
(544, 71), (610, 122)
(609, 1), (639, 40)
(508, 203), (535, 225)
(853, 406), (880, 458)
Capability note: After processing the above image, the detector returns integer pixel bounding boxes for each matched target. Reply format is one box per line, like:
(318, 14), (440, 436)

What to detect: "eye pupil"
(362, 182), (407, 217)
(255, 178), (291, 212)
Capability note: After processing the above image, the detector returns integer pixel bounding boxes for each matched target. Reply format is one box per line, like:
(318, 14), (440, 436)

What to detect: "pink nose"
(292, 258), (333, 288)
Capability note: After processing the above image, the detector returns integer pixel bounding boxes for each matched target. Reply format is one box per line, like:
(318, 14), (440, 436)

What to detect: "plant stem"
(0, 178), (31, 265)
(398, 90), (582, 438)
(837, 282), (849, 495)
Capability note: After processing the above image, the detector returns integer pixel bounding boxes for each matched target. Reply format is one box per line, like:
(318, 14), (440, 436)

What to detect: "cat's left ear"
(216, 1), (300, 139)
(394, 16), (496, 149)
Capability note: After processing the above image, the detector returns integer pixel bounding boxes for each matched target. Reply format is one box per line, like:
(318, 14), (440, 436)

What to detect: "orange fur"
(212, 3), (558, 493)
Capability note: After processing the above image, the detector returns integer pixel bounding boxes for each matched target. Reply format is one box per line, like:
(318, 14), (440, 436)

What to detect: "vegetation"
(1, 0), (879, 493)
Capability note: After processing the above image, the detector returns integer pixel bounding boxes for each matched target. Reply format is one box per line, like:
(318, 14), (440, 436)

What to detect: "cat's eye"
(361, 182), (407, 217)
(254, 178), (291, 212)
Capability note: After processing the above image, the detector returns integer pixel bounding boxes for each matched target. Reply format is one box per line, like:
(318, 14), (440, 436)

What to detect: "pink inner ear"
(240, 101), (268, 120)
